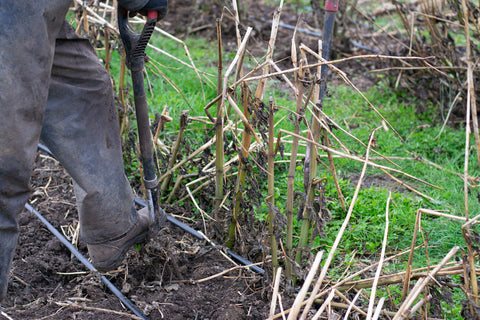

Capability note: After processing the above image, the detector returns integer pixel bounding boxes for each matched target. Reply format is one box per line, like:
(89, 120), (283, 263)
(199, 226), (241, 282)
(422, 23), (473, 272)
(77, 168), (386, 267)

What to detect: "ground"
(3, 152), (271, 319)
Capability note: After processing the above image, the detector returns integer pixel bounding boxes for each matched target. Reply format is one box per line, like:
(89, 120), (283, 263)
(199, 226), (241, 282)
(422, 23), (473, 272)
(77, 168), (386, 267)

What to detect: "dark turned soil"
(3, 152), (272, 320)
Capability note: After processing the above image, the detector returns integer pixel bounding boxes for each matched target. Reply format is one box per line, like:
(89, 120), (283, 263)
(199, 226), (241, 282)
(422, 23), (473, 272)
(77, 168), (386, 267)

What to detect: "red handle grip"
(147, 10), (158, 20)
(325, 0), (339, 12)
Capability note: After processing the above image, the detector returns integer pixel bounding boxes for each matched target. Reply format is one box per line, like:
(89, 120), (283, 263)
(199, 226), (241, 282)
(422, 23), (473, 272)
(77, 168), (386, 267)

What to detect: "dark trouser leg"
(40, 22), (138, 245)
(0, 232), (18, 301)
(0, 0), (70, 301)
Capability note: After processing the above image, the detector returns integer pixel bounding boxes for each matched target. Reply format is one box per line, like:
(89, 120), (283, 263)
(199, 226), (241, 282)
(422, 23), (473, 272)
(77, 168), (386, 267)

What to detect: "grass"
(322, 82), (478, 253)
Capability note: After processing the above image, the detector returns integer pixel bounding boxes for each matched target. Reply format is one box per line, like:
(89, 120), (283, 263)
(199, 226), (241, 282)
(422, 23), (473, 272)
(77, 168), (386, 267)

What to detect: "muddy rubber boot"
(0, 232), (18, 302)
(87, 207), (153, 272)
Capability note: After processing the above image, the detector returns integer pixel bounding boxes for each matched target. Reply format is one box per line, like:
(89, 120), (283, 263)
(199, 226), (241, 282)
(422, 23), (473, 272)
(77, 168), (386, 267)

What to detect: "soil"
(3, 152), (273, 319)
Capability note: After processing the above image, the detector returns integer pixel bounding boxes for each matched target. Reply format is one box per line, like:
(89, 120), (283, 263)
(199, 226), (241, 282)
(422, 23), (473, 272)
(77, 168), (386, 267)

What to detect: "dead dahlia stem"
(341, 290), (364, 318)
(119, 55), (129, 136)
(393, 246), (460, 320)
(226, 84), (252, 248)
(254, 0), (283, 100)
(296, 50), (318, 266)
(299, 129), (380, 320)
(216, 19), (223, 111)
(179, 179), (211, 203)
(267, 97), (278, 271)
(165, 174), (183, 203)
(287, 46), (307, 278)
(280, 128), (440, 190)
(310, 290), (335, 320)
(336, 265), (471, 291)
(402, 209), (423, 301)
(159, 135), (217, 183)
(104, 29), (111, 75)
(323, 130), (346, 211)
(287, 251), (324, 320)
(55, 301), (143, 320)
(300, 44), (404, 142)
(76, 6), (88, 34)
(462, 0), (480, 175)
(272, 245), (425, 320)
(243, 54), (434, 84)
(160, 111), (189, 198)
(214, 26), (252, 215)
(214, 19), (224, 214)
(231, 0), (242, 48)
(379, 167), (434, 201)
(366, 193), (391, 320)
(268, 267), (283, 320)
(462, 225), (479, 307)
(460, 22), (480, 305)
(214, 117), (224, 212)
(153, 107), (172, 143)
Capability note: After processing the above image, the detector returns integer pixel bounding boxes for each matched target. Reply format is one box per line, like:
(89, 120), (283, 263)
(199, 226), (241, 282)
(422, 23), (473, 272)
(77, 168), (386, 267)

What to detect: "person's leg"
(0, 0), (70, 301)
(40, 22), (152, 271)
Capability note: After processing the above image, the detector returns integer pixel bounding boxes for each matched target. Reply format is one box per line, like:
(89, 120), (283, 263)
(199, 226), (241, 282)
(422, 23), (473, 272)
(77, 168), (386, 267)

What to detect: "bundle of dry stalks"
(74, 1), (480, 318)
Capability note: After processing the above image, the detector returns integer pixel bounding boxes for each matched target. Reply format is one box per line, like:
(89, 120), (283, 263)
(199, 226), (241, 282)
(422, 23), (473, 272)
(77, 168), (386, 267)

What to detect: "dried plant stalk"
(459, 0), (478, 169)
(153, 107), (172, 144)
(402, 209), (423, 301)
(462, 217), (480, 307)
(227, 84), (252, 248)
(336, 264), (469, 291)
(243, 54), (432, 84)
(287, 251), (324, 320)
(213, 25), (251, 217)
(393, 246), (460, 320)
(371, 297), (385, 320)
(286, 39), (307, 279)
(300, 44), (404, 141)
(104, 29), (111, 75)
(295, 48), (316, 266)
(299, 129), (380, 320)
(324, 130), (346, 210)
(268, 267), (283, 320)
(458, 5), (479, 313)
(367, 193), (391, 320)
(165, 174), (184, 203)
(280, 129), (439, 190)
(267, 97), (278, 270)
(159, 135), (217, 183)
(310, 289), (335, 320)
(227, 94), (264, 149)
(342, 290), (363, 319)
(254, 0), (284, 100)
(160, 111), (188, 197)
(118, 55), (129, 136)
(273, 245), (424, 319)
(214, 18), (224, 213)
